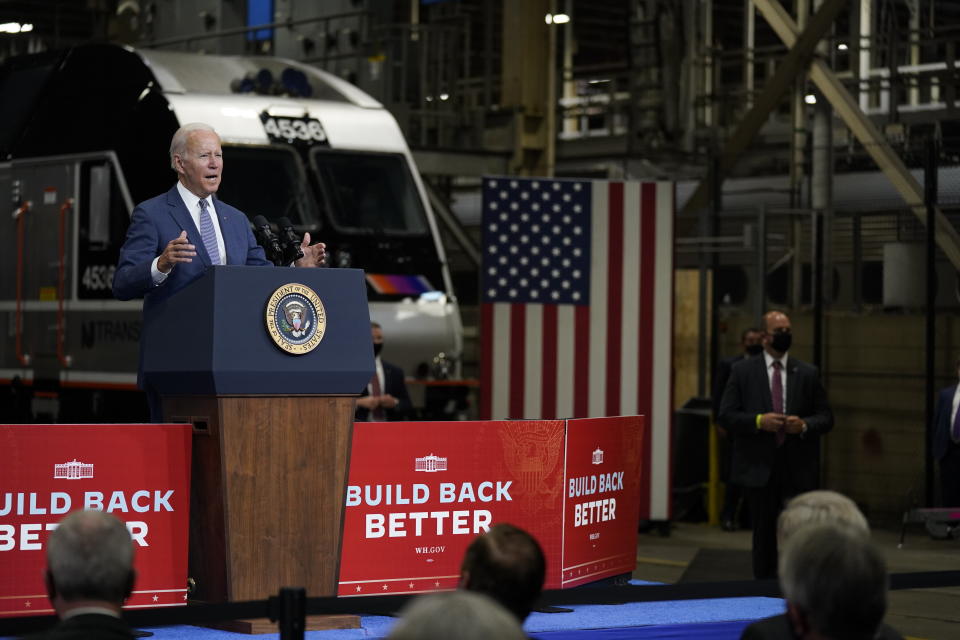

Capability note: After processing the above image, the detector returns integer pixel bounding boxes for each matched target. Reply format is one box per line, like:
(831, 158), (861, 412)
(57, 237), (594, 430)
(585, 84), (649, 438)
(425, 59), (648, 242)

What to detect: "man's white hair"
(779, 524), (887, 640)
(387, 591), (526, 640)
(777, 489), (869, 547)
(47, 510), (134, 603)
(169, 122), (218, 170)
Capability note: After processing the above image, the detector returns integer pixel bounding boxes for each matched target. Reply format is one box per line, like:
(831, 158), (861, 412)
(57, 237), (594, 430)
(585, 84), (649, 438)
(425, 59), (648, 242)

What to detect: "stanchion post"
(269, 587), (306, 640)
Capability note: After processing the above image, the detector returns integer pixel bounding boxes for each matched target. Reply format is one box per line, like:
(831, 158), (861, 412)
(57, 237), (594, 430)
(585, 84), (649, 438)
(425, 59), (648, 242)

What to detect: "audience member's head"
(741, 327), (763, 356)
(459, 523), (546, 622)
(45, 510), (135, 616)
(387, 591), (526, 640)
(777, 490), (869, 547)
(779, 524), (888, 640)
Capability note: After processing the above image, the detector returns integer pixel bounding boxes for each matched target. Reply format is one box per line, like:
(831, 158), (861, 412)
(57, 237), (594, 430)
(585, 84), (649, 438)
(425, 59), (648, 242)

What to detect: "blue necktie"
(198, 199), (222, 265)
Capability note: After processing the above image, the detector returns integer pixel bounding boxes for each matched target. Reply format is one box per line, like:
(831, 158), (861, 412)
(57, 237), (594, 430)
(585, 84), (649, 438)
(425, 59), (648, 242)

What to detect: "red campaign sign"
(560, 416), (645, 587)
(338, 420), (567, 596)
(0, 424), (192, 617)
(338, 416), (645, 595)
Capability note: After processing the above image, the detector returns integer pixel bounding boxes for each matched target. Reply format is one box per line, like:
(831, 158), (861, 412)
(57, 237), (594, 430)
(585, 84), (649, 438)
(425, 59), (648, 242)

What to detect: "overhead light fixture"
(439, 92), (449, 101)
(544, 13), (570, 25)
(0, 22), (33, 33)
(837, 42), (848, 51)
(804, 93), (817, 105)
(588, 79), (611, 84)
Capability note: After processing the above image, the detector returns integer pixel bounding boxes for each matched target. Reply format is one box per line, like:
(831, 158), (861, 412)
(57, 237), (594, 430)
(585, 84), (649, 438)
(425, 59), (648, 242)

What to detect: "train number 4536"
(81, 264), (116, 292)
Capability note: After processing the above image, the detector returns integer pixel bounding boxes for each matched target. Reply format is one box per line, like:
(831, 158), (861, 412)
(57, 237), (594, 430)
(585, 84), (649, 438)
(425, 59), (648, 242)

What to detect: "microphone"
(277, 217), (305, 266)
(252, 215), (283, 265)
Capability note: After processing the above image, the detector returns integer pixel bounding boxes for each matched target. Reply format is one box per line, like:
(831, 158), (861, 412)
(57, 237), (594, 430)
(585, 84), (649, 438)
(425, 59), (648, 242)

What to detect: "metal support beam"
(501, 0), (553, 176)
(754, 0), (960, 270)
(681, 0), (846, 217)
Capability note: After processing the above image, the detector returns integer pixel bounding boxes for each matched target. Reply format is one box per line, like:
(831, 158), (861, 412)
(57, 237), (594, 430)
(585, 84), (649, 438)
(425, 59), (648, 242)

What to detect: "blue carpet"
(125, 591), (786, 640)
(6, 583), (786, 640)
(530, 620), (754, 639)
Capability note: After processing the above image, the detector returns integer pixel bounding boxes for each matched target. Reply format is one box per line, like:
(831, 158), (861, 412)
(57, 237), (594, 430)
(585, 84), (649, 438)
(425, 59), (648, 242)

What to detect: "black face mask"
(745, 344), (764, 357)
(373, 342), (383, 357)
(770, 331), (792, 353)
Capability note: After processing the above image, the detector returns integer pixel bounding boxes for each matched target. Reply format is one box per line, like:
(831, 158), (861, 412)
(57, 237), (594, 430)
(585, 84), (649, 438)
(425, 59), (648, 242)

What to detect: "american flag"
(479, 176), (674, 520)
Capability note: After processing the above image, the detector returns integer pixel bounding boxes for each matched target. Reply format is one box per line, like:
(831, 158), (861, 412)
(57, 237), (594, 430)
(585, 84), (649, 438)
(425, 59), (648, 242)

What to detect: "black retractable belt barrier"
(3, 572), (960, 636)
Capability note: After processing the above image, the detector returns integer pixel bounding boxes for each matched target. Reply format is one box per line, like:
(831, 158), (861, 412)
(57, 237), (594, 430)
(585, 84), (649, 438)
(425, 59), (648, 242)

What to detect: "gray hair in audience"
(169, 122), (218, 169)
(47, 510), (134, 603)
(777, 489), (869, 546)
(779, 524), (887, 640)
(387, 591), (527, 640)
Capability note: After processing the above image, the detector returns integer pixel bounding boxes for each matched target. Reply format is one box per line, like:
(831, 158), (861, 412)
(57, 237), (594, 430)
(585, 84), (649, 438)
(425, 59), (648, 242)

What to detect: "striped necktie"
(198, 199), (222, 265)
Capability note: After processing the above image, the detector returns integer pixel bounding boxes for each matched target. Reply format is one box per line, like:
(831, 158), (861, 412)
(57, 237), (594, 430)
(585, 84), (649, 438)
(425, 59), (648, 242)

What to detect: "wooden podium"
(142, 266), (374, 603)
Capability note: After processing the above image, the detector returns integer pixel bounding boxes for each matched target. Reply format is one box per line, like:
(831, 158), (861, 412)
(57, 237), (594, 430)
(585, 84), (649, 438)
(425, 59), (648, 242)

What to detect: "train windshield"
(310, 149), (429, 235)
(216, 144), (319, 227)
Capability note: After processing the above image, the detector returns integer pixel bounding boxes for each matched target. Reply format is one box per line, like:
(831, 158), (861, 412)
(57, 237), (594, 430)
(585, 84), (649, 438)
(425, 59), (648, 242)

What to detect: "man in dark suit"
(932, 359), (960, 507)
(741, 524), (901, 640)
(113, 123), (326, 421)
(718, 310), (833, 579)
(41, 510), (138, 640)
(713, 327), (763, 531)
(355, 322), (412, 421)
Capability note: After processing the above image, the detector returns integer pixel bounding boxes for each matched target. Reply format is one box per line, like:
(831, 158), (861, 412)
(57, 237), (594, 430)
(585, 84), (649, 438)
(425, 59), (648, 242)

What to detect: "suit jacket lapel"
(218, 207), (241, 265)
(757, 356), (774, 412)
(786, 358), (799, 414)
(166, 186), (212, 267)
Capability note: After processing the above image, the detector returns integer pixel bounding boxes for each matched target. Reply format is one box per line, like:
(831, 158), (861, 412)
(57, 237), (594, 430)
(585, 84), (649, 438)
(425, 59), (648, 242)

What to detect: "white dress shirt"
(151, 182), (227, 283)
(951, 384), (960, 443)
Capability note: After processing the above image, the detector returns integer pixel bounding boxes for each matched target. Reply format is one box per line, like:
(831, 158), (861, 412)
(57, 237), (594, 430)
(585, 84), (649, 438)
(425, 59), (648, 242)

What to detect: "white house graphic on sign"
(54, 459), (94, 479)
(415, 454), (448, 472)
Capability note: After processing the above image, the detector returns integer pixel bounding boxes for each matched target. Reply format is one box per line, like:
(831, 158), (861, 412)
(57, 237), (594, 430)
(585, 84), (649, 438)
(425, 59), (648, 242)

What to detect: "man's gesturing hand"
(295, 232), (327, 267)
(157, 231), (196, 273)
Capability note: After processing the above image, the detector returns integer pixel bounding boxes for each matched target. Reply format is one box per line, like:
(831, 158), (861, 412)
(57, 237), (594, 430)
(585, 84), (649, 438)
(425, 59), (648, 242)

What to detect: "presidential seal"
(265, 283), (326, 354)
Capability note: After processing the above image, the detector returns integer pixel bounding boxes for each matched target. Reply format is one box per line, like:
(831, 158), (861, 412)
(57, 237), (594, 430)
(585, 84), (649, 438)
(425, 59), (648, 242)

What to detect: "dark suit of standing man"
(718, 311), (833, 579)
(355, 322), (412, 421)
(113, 123), (326, 421)
(932, 360), (960, 507)
(713, 327), (763, 531)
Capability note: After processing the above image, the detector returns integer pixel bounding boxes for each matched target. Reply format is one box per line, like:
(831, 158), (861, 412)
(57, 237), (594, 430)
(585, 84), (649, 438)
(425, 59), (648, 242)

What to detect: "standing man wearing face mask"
(718, 311), (833, 579)
(932, 358), (960, 507)
(713, 327), (764, 531)
(355, 322), (412, 421)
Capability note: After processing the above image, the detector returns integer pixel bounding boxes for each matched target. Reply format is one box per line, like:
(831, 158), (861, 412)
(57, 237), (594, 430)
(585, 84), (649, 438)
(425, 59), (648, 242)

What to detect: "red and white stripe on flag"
(479, 179), (674, 521)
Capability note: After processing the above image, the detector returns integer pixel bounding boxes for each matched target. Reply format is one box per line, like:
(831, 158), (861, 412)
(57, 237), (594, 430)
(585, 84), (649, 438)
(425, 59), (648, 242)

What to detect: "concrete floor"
(634, 522), (960, 640)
